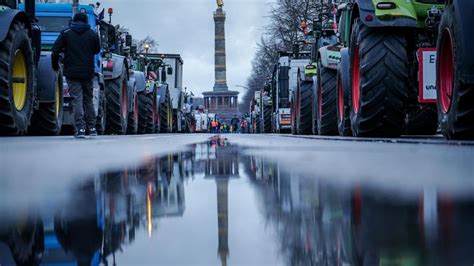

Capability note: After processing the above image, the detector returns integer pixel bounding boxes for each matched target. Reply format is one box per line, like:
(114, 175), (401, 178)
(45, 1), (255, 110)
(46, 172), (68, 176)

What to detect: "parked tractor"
(284, 51), (311, 134)
(310, 0), (342, 136)
(0, 0), (64, 136)
(259, 82), (272, 133)
(136, 53), (173, 133)
(337, 0), (445, 137)
(436, 0), (474, 140)
(100, 17), (135, 135)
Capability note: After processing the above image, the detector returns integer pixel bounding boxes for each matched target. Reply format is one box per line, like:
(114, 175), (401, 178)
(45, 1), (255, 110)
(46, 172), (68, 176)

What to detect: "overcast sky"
(92, 0), (272, 98)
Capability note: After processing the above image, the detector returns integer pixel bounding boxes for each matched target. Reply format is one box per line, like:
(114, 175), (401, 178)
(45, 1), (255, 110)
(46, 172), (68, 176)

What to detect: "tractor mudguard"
(338, 48), (351, 103)
(103, 54), (128, 81)
(36, 52), (60, 103)
(355, 0), (417, 28)
(453, 0), (474, 84)
(0, 9), (30, 42)
(132, 71), (147, 93)
(319, 45), (341, 70)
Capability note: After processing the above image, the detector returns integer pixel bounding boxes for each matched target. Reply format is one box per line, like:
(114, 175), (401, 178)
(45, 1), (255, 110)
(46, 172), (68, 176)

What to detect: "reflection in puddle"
(1, 137), (473, 266)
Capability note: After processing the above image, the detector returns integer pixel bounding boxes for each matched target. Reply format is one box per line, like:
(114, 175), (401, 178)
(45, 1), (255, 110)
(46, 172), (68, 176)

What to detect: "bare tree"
(240, 0), (321, 112)
(134, 36), (159, 53)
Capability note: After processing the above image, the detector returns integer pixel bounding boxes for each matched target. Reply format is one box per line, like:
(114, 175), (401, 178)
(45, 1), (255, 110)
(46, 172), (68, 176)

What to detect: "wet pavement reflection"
(1, 137), (473, 266)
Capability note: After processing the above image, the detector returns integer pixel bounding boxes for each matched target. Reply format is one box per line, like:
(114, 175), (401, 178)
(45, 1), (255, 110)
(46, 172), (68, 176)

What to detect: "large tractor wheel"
(105, 67), (128, 135)
(137, 92), (151, 134)
(160, 89), (172, 133)
(263, 104), (272, 133)
(0, 21), (35, 135)
(291, 92), (297, 135)
(96, 90), (106, 135)
(336, 66), (352, 136)
(256, 117), (261, 134)
(437, 4), (474, 140)
(126, 91), (138, 134)
(405, 106), (438, 135)
(29, 70), (64, 136)
(296, 81), (313, 135)
(316, 64), (338, 135)
(350, 19), (408, 137)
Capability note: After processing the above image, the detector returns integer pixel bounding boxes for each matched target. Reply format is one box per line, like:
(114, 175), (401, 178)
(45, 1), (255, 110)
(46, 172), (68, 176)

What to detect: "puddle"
(1, 137), (473, 266)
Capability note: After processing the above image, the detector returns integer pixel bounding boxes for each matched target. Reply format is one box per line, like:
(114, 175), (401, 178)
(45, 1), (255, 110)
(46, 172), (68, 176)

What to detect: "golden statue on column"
(217, 0), (224, 8)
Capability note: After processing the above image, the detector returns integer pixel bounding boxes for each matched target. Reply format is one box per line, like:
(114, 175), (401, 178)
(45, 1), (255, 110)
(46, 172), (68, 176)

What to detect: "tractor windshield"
(37, 16), (71, 33)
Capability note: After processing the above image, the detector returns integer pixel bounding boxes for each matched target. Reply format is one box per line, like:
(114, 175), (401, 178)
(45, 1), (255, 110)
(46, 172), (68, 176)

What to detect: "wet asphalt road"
(0, 134), (473, 266)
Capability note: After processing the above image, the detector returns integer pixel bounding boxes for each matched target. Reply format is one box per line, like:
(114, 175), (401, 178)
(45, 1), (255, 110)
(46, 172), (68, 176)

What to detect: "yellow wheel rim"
(55, 79), (60, 118)
(12, 49), (28, 111)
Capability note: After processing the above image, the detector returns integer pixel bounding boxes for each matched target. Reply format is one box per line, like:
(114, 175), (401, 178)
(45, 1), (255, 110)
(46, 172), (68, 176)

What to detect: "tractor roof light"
(108, 7), (113, 15)
(377, 2), (396, 10)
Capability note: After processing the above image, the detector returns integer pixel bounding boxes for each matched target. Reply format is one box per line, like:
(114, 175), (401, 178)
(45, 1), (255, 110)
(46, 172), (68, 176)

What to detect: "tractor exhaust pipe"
(24, 0), (35, 21)
(73, 0), (79, 15)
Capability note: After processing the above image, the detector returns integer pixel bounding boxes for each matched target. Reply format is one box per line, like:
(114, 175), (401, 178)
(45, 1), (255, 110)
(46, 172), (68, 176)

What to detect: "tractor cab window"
(37, 16), (71, 33)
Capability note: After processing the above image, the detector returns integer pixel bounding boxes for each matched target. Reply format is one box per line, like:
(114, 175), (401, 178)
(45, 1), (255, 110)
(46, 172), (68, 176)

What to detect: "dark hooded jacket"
(52, 14), (100, 79)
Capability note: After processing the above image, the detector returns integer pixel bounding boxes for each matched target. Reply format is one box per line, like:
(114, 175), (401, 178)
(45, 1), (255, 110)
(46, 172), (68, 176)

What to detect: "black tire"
(147, 93), (157, 134)
(297, 80), (313, 135)
(405, 106), (438, 135)
(105, 67), (128, 134)
(127, 92), (138, 134)
(96, 90), (106, 135)
(137, 92), (151, 134)
(0, 20), (35, 135)
(263, 104), (272, 133)
(154, 95), (161, 133)
(436, 4), (474, 140)
(336, 66), (352, 136)
(349, 19), (408, 137)
(256, 117), (261, 134)
(29, 71), (64, 136)
(160, 89), (172, 133)
(291, 92), (297, 135)
(317, 64), (338, 135)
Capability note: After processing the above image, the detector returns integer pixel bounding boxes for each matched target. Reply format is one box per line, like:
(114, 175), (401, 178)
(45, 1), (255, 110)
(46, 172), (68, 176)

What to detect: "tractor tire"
(263, 104), (272, 133)
(127, 92), (138, 134)
(96, 90), (106, 135)
(0, 20), (35, 135)
(349, 19), (408, 137)
(336, 66), (352, 136)
(297, 81), (314, 135)
(437, 4), (474, 140)
(137, 92), (151, 134)
(405, 106), (438, 135)
(160, 89), (172, 133)
(29, 70), (63, 136)
(154, 95), (161, 133)
(105, 67), (128, 135)
(316, 64), (338, 136)
(291, 93), (297, 135)
(255, 118), (262, 134)
(147, 93), (157, 134)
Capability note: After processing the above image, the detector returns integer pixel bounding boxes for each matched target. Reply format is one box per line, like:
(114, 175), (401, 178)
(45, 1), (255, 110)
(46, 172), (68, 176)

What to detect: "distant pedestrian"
(52, 13), (100, 138)
(230, 115), (240, 133)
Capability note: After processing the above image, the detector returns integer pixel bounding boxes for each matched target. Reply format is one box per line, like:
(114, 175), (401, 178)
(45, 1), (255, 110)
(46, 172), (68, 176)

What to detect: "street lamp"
(144, 43), (150, 56)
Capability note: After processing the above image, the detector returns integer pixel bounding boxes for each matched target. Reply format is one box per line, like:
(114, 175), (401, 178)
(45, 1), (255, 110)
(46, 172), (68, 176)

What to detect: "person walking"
(52, 13), (100, 138)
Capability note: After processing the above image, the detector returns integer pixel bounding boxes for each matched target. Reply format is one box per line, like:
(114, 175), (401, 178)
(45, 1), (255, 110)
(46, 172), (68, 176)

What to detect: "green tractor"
(135, 53), (173, 133)
(337, 0), (445, 137)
